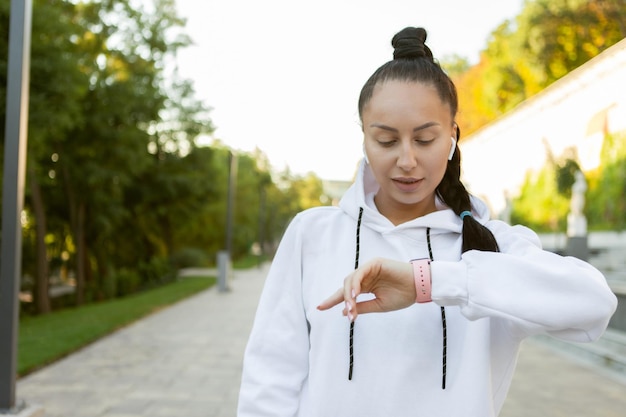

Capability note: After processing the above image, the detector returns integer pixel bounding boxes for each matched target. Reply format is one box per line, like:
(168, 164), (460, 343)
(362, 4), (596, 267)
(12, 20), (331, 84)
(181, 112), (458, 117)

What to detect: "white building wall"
(461, 37), (626, 215)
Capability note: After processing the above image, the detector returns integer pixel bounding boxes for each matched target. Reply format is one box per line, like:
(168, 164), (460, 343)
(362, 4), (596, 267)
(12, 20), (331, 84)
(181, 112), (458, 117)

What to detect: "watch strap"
(411, 258), (432, 303)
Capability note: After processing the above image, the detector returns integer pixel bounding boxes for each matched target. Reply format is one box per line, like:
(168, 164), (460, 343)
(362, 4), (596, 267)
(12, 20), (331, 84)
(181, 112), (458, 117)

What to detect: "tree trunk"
(161, 215), (173, 257)
(28, 168), (51, 314)
(62, 164), (86, 305)
(75, 202), (86, 305)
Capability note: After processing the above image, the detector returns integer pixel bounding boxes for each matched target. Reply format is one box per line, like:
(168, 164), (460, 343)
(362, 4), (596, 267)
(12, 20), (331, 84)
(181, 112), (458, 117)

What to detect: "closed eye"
(416, 138), (435, 145)
(377, 140), (397, 147)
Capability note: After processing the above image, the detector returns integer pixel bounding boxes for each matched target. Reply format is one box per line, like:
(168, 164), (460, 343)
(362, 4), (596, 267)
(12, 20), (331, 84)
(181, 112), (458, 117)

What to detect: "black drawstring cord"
(347, 213), (447, 388)
(348, 207), (364, 380)
(440, 305), (448, 389)
(426, 227), (447, 389)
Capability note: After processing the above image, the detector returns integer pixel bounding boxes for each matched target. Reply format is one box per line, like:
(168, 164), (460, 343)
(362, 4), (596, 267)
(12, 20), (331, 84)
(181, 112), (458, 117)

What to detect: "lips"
(392, 177), (423, 192)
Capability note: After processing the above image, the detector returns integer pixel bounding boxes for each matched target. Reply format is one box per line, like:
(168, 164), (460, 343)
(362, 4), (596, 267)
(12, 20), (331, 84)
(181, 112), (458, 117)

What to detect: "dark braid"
(436, 126), (499, 253)
(358, 27), (499, 253)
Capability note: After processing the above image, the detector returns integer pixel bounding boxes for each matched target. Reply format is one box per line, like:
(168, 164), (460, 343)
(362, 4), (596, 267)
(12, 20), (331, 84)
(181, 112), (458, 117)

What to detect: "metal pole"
(219, 151), (237, 292)
(0, 0), (33, 410)
(257, 185), (265, 267)
(225, 151), (238, 256)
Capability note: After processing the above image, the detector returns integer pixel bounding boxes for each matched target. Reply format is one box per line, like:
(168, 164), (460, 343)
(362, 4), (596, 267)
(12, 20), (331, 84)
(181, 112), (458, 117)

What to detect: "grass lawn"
(18, 275), (215, 377)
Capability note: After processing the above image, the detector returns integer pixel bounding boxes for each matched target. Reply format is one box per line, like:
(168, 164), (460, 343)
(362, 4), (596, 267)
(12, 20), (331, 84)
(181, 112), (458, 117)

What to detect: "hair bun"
(391, 27), (433, 61)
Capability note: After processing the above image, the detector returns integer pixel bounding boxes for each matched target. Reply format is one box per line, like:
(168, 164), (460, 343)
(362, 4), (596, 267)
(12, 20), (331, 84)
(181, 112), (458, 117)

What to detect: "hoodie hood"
(339, 159), (492, 234)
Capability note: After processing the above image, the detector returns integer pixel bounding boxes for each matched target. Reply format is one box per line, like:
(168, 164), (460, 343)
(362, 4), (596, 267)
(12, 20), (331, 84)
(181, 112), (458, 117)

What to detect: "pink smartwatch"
(410, 258), (432, 303)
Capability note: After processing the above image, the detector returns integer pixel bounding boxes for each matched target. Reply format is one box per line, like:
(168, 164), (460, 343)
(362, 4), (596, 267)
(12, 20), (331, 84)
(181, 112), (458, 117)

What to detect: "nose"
(396, 141), (417, 171)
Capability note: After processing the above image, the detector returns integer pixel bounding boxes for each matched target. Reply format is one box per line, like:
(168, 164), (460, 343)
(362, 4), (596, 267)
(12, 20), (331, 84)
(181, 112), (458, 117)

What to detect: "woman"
(237, 27), (617, 417)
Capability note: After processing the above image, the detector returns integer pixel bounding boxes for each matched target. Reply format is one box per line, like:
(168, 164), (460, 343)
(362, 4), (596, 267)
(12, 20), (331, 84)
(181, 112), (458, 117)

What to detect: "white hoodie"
(237, 161), (617, 417)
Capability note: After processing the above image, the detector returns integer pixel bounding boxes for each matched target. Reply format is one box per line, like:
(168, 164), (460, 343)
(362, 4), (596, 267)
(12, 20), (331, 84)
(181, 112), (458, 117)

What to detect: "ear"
(448, 137), (457, 161)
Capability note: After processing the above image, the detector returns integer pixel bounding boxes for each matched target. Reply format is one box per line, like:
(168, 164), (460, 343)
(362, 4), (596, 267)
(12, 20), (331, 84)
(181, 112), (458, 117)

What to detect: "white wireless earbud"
(363, 144), (370, 164)
(448, 137), (457, 161)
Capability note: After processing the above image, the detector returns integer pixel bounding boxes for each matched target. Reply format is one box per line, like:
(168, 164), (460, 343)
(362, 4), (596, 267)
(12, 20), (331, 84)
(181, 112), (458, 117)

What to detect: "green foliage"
(453, 0), (626, 135)
(483, 22), (538, 114)
(453, 56), (499, 135)
(137, 256), (174, 286)
(289, 172), (327, 210)
(170, 247), (211, 269)
(556, 157), (581, 198)
(18, 276), (215, 376)
(1, 0), (327, 313)
(522, 0), (626, 85)
(511, 131), (626, 231)
(510, 160), (570, 232)
(440, 54), (470, 78)
(233, 254), (270, 270)
(113, 268), (142, 297)
(586, 131), (626, 230)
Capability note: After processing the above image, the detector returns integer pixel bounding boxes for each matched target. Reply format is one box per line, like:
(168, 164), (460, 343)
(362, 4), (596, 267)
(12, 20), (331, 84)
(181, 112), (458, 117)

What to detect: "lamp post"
(225, 150), (238, 259)
(218, 150), (237, 293)
(0, 0), (33, 411)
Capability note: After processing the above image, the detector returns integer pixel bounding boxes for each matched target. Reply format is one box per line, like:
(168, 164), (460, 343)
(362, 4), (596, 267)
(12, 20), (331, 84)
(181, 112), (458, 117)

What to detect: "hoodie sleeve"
(430, 221), (618, 342)
(237, 215), (309, 417)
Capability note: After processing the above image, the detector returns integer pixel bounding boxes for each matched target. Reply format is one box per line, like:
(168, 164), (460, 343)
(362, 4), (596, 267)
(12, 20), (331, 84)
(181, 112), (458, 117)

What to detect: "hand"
(317, 258), (415, 321)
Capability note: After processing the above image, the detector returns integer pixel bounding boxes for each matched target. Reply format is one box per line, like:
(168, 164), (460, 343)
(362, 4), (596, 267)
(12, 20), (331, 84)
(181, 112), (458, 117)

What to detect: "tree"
(586, 132), (626, 230)
(440, 54), (470, 78)
(1, 0), (215, 308)
(521, 0), (626, 85)
(57, 0), (213, 302)
(555, 153), (581, 199)
(2, 0), (325, 312)
(0, 0), (88, 313)
(510, 162), (570, 232)
(452, 54), (499, 136)
(452, 0), (626, 135)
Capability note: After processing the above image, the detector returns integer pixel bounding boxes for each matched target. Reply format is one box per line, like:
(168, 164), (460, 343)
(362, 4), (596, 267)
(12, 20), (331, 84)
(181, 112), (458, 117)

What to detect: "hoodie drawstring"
(426, 227), (447, 389)
(348, 210), (447, 390)
(348, 207), (364, 380)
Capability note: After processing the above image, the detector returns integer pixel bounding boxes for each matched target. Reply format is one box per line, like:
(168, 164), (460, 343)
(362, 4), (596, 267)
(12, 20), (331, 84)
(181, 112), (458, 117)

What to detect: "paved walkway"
(501, 341), (626, 417)
(16, 262), (626, 417)
(17, 265), (270, 417)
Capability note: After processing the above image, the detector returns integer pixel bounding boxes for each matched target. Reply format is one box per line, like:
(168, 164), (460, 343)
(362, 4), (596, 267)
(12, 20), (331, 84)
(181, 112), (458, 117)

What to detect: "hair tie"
(460, 211), (472, 220)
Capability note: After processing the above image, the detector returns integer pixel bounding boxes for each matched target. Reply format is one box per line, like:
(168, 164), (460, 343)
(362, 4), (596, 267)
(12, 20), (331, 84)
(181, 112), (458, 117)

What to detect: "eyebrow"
(369, 122), (440, 133)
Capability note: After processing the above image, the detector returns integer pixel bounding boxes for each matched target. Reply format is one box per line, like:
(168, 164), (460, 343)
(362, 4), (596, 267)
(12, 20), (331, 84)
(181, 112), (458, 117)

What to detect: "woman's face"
(362, 80), (456, 225)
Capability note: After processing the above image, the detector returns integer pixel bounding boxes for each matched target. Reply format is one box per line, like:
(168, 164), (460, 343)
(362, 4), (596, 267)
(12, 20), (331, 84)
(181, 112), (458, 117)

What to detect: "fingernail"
(351, 289), (356, 298)
(348, 312), (354, 322)
(345, 301), (352, 312)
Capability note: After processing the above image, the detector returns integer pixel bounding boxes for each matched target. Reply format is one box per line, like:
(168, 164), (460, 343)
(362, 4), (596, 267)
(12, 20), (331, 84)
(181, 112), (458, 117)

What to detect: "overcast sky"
(173, 0), (525, 180)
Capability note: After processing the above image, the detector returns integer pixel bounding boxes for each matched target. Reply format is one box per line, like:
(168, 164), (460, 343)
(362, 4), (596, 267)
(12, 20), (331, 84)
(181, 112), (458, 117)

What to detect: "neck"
(374, 194), (437, 226)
